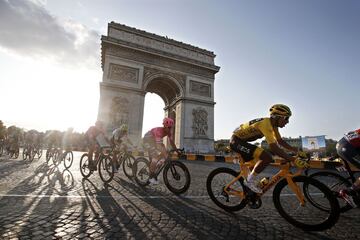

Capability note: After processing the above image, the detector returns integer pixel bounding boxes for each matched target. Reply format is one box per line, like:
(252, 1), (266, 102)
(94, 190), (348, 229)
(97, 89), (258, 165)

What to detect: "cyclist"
(142, 117), (177, 184)
(7, 127), (20, 154)
(229, 104), (307, 193)
(111, 124), (136, 172)
(85, 120), (110, 171)
(337, 128), (360, 207)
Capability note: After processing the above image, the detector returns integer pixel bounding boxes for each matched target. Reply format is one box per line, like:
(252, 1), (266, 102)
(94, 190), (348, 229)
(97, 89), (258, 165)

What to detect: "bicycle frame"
(150, 149), (185, 178)
(94, 146), (112, 166)
(335, 157), (358, 183)
(113, 149), (129, 163)
(224, 158), (306, 205)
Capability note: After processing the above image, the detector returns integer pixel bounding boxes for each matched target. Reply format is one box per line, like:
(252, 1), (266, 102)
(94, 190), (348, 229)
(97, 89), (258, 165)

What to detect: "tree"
(0, 120), (6, 140)
(325, 138), (337, 157)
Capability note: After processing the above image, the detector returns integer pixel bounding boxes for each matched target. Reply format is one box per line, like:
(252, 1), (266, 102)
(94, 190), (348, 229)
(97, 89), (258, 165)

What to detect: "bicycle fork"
(286, 177), (305, 206)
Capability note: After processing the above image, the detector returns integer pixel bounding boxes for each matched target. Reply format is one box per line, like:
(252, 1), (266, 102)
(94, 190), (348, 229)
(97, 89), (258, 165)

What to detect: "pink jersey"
(149, 127), (173, 143)
(345, 129), (360, 148)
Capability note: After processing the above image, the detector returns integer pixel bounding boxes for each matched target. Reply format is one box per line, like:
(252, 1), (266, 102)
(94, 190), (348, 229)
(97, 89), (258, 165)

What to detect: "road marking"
(0, 193), (274, 199)
(0, 194), (210, 199)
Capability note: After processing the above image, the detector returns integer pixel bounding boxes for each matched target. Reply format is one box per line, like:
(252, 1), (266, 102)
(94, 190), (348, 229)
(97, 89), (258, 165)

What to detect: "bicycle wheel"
(45, 149), (51, 162)
(28, 148), (35, 163)
(37, 148), (43, 158)
(22, 148), (28, 160)
(80, 154), (92, 178)
(308, 171), (353, 213)
(206, 167), (247, 212)
(163, 161), (191, 195)
(99, 155), (114, 183)
(133, 157), (150, 186)
(52, 150), (61, 165)
(63, 151), (74, 169)
(14, 148), (19, 159)
(122, 154), (135, 179)
(273, 176), (340, 231)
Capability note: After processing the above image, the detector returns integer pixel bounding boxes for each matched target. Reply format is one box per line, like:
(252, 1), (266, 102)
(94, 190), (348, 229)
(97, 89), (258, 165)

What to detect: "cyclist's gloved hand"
(294, 158), (310, 169)
(174, 148), (184, 156)
(297, 151), (307, 159)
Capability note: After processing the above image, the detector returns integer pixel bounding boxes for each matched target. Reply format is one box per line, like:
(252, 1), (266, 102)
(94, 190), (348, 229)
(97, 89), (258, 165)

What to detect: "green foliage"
(0, 120), (6, 139)
(325, 138), (337, 156)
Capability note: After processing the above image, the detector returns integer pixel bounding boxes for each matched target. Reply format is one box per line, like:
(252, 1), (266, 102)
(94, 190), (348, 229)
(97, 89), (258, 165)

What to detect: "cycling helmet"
(119, 124), (128, 133)
(269, 104), (292, 117)
(163, 117), (174, 128)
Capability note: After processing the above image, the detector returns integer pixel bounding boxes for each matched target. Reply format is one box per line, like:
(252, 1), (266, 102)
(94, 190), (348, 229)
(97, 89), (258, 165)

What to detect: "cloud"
(0, 0), (100, 68)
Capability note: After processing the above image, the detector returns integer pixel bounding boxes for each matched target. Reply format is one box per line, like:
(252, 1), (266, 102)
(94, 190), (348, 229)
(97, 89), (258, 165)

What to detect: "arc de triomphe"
(98, 22), (220, 153)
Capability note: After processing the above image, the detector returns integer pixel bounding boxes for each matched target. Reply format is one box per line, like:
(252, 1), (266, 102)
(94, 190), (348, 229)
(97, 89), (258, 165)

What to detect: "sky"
(0, 0), (359, 140)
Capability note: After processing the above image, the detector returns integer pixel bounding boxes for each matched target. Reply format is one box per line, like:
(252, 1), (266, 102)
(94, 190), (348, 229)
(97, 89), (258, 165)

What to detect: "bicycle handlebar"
(169, 148), (184, 153)
(327, 154), (339, 161)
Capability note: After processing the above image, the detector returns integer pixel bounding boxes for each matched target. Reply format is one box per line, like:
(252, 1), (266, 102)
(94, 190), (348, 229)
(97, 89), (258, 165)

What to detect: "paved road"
(0, 151), (359, 240)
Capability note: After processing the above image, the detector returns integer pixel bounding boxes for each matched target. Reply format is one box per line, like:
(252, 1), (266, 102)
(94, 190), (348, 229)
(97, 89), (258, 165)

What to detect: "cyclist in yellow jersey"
(230, 104), (306, 193)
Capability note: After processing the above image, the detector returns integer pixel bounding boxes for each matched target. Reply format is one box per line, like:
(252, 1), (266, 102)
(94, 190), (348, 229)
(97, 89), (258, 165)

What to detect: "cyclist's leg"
(144, 136), (161, 183)
(87, 138), (97, 170)
(230, 135), (272, 192)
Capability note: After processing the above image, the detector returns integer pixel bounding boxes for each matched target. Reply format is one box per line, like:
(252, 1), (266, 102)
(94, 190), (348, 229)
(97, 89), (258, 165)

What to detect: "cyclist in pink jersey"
(337, 128), (360, 207)
(143, 117), (177, 184)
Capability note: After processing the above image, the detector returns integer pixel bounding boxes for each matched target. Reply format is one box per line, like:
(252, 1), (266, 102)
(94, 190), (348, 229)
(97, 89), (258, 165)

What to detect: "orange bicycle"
(206, 154), (340, 231)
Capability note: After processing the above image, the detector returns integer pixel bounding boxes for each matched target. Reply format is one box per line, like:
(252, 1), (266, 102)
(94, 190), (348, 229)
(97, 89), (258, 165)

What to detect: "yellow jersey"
(232, 118), (281, 144)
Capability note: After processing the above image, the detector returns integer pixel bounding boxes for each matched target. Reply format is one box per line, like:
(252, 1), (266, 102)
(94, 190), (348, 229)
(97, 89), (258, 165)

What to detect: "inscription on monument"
(190, 80), (211, 97)
(109, 28), (213, 65)
(108, 63), (139, 83)
(192, 107), (208, 137)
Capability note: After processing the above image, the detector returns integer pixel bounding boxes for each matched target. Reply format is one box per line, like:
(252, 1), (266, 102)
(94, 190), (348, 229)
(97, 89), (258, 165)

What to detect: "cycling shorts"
(142, 132), (161, 157)
(337, 137), (360, 169)
(230, 135), (263, 162)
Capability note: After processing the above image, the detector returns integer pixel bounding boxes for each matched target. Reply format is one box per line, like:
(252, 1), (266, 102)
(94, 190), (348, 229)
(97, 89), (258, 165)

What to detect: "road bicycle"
(45, 147), (56, 163)
(112, 148), (136, 179)
(305, 154), (360, 212)
(133, 148), (191, 195)
(52, 149), (74, 169)
(8, 144), (20, 159)
(46, 147), (62, 165)
(206, 154), (340, 231)
(61, 150), (74, 169)
(2, 141), (20, 159)
(80, 146), (115, 183)
(34, 145), (43, 159)
(22, 144), (35, 162)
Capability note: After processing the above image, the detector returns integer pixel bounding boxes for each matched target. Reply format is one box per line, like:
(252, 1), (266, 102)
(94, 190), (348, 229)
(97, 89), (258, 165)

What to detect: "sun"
(0, 56), (102, 133)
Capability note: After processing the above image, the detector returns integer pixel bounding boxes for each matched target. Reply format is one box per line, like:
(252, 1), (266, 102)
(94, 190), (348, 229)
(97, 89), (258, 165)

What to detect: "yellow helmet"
(119, 124), (128, 133)
(269, 104), (292, 117)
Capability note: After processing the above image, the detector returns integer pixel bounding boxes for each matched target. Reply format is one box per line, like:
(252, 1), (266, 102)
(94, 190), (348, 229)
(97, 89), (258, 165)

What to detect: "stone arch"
(143, 73), (184, 106)
(98, 22), (220, 153)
